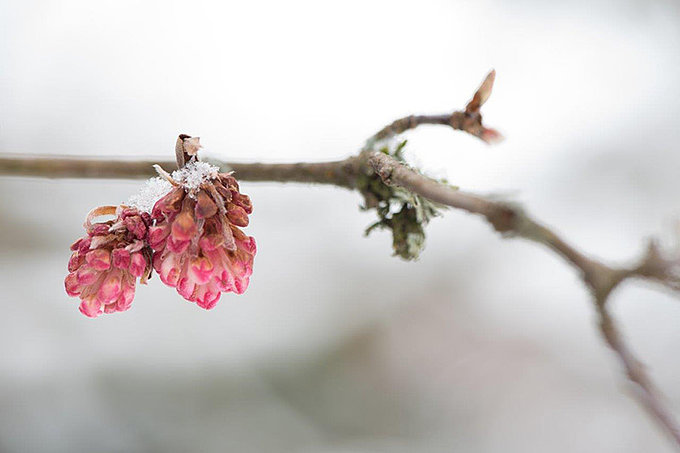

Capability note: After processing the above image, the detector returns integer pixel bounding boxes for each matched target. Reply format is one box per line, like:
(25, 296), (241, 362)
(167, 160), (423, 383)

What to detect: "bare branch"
(0, 155), (362, 189)
(598, 305), (680, 445)
(367, 150), (680, 447)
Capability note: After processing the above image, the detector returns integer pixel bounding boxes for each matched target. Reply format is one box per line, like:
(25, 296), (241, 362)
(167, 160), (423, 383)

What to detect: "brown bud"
(175, 134), (202, 168)
(466, 69), (495, 114)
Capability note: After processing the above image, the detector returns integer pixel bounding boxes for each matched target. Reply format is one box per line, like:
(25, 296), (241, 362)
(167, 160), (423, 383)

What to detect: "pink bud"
(116, 284), (135, 311)
(112, 248), (131, 269)
(189, 257), (214, 284)
(86, 249), (111, 271)
(195, 191), (218, 219)
(148, 225), (170, 249)
(177, 277), (196, 300)
(156, 253), (181, 286)
(70, 238), (84, 252)
(129, 252), (147, 277)
(97, 272), (122, 303)
(232, 193), (252, 214)
(79, 296), (102, 318)
(124, 215), (147, 239)
(77, 238), (92, 254)
(227, 205), (249, 227)
(64, 273), (82, 297)
(68, 252), (83, 272)
(166, 236), (190, 254)
(76, 266), (98, 285)
(171, 211), (197, 242)
(199, 234), (223, 252)
(196, 286), (221, 310)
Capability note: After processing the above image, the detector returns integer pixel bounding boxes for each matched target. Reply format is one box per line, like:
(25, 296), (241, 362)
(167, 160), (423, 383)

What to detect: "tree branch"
(0, 155), (363, 188)
(1, 70), (679, 448)
(598, 305), (680, 444)
(368, 149), (680, 446)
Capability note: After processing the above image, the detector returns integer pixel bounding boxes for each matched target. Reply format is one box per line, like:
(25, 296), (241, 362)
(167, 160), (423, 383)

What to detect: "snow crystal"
(127, 160), (220, 213)
(127, 177), (173, 213)
(171, 160), (219, 192)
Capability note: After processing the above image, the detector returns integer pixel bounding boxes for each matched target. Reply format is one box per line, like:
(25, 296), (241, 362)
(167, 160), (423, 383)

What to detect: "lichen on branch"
(357, 140), (447, 260)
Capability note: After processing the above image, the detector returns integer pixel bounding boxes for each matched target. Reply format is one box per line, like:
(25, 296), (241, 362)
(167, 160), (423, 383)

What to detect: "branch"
(0, 155), (362, 189)
(599, 305), (680, 444)
(1, 70), (679, 447)
(368, 149), (680, 446)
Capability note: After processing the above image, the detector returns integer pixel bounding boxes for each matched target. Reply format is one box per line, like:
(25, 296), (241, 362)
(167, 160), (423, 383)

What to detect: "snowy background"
(1, 0), (680, 451)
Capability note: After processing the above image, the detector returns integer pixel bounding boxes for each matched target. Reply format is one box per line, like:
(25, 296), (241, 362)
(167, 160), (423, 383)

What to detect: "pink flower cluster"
(65, 206), (152, 317)
(64, 159), (256, 317)
(149, 172), (256, 309)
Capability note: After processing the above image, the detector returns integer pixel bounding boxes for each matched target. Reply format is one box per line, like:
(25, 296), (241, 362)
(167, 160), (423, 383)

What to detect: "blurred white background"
(1, 0), (680, 451)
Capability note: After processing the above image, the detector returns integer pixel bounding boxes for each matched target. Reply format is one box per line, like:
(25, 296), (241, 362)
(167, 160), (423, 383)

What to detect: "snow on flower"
(64, 206), (153, 317)
(127, 177), (173, 213)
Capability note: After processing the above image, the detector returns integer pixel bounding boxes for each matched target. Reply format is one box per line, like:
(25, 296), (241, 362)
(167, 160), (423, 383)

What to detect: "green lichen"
(357, 140), (448, 260)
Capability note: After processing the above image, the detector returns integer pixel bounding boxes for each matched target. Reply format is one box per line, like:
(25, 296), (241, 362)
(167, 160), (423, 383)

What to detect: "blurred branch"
(1, 70), (679, 448)
(599, 305), (680, 444)
(0, 155), (362, 189)
(368, 149), (680, 446)
(366, 70), (502, 147)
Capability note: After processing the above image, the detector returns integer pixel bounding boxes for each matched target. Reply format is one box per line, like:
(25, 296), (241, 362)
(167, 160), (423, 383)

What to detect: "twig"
(598, 305), (680, 444)
(1, 70), (679, 447)
(367, 70), (502, 146)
